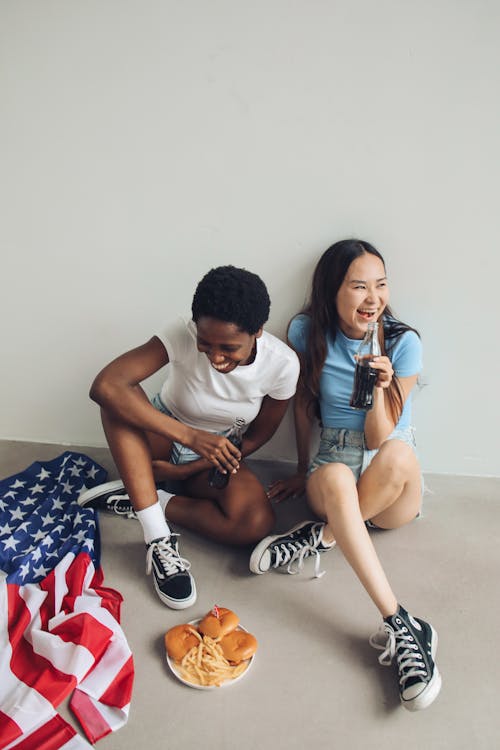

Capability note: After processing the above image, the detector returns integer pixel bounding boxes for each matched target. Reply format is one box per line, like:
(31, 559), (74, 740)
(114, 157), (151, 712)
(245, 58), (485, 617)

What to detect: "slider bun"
(164, 624), (200, 663)
(220, 630), (258, 664)
(198, 607), (239, 639)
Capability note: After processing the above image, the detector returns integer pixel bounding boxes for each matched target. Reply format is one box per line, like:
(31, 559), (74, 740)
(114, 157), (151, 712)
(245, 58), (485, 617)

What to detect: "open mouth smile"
(210, 360), (236, 373)
(357, 309), (378, 320)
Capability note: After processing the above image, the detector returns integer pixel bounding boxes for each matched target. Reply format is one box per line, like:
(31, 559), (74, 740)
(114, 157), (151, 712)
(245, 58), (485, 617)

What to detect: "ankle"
(321, 524), (336, 546)
(381, 599), (399, 620)
(136, 502), (171, 544)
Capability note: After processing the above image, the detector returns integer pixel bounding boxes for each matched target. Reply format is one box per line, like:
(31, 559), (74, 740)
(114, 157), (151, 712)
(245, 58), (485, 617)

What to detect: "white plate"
(166, 619), (256, 690)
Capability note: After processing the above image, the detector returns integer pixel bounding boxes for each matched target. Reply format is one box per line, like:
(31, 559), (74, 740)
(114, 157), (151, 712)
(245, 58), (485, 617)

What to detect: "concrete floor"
(1, 440), (499, 750)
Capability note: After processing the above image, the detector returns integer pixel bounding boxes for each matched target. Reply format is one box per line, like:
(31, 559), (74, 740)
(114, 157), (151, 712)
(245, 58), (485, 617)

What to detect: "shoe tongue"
(385, 604), (407, 624)
(149, 535), (172, 546)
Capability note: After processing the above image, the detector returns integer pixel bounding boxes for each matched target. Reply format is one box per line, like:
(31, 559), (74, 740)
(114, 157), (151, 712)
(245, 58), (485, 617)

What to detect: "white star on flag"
(9, 507), (26, 521)
(74, 529), (88, 544)
(2, 536), (19, 551)
(19, 562), (30, 579)
(32, 563), (50, 578)
(21, 496), (37, 505)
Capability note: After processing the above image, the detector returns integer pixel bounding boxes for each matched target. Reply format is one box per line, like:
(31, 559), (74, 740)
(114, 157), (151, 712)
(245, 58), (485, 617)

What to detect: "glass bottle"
(349, 322), (381, 410)
(208, 418), (246, 489)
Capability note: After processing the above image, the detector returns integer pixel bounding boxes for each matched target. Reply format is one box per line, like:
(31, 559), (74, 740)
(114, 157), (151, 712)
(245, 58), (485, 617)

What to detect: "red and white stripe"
(0, 552), (134, 750)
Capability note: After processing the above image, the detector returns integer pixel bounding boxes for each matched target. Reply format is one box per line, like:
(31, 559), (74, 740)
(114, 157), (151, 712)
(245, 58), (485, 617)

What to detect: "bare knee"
(307, 462), (358, 515)
(233, 500), (275, 546)
(373, 440), (417, 486)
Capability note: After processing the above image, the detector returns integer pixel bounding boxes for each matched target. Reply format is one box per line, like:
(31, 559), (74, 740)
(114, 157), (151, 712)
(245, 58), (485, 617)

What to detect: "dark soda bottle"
(208, 418), (245, 489)
(349, 322), (381, 410)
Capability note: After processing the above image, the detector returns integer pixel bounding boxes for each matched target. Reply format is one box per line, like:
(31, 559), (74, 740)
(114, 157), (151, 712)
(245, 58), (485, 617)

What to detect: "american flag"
(0, 452), (134, 749)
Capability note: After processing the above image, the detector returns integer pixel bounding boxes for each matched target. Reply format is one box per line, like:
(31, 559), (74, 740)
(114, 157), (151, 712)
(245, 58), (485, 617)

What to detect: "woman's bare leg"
(100, 403), (173, 511)
(357, 439), (422, 528)
(165, 463), (274, 546)
(307, 463), (398, 617)
(101, 400), (273, 545)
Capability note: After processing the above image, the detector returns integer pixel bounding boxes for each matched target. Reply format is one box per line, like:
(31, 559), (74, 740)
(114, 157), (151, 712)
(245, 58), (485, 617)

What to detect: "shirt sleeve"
(155, 317), (193, 363)
(287, 314), (310, 355)
(267, 348), (300, 400)
(390, 330), (423, 377)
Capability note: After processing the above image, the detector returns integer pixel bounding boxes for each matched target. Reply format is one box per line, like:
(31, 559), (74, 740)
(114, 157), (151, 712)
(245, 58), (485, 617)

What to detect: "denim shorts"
(150, 393), (232, 466)
(309, 425), (418, 483)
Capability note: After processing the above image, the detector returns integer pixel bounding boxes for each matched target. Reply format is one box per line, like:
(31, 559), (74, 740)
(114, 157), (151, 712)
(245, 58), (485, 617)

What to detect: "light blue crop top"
(288, 314), (422, 430)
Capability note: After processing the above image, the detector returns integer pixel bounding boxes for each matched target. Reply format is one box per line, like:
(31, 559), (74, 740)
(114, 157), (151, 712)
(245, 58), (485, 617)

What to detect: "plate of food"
(165, 606), (257, 690)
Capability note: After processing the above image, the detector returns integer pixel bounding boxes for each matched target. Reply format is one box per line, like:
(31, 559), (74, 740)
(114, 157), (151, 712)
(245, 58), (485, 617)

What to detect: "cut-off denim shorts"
(150, 393), (233, 465)
(309, 425), (423, 528)
(309, 425), (418, 483)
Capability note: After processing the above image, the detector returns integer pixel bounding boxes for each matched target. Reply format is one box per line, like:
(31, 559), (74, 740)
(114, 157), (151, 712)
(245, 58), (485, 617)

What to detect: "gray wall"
(2, 1), (499, 477)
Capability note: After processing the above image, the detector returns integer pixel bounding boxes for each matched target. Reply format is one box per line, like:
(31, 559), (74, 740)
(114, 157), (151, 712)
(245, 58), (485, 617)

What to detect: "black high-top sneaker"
(249, 520), (335, 578)
(77, 480), (136, 518)
(145, 534), (197, 609)
(370, 604), (442, 711)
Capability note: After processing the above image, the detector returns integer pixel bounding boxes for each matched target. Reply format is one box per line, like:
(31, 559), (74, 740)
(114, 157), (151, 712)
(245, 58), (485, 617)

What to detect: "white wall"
(1, 0), (499, 476)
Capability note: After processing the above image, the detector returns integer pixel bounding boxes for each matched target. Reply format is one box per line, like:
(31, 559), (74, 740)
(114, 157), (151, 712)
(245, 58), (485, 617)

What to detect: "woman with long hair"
(250, 239), (441, 711)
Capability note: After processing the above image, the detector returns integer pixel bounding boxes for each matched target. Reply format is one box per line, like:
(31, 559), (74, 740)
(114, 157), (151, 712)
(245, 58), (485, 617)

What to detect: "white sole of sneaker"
(403, 626), (442, 711)
(77, 479), (125, 506)
(249, 520), (318, 574)
(153, 577), (197, 610)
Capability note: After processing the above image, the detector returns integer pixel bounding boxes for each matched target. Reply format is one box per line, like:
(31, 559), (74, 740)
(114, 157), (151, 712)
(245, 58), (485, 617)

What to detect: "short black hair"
(191, 265), (270, 334)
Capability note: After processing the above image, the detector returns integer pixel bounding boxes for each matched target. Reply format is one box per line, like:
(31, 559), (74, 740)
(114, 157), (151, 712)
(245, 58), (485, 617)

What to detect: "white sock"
(157, 489), (174, 515)
(136, 502), (171, 545)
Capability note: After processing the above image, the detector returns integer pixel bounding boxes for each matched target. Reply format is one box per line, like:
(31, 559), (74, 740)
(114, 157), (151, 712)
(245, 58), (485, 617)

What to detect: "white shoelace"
(105, 494), (136, 519)
(271, 524), (328, 578)
(145, 536), (191, 579)
(369, 623), (429, 687)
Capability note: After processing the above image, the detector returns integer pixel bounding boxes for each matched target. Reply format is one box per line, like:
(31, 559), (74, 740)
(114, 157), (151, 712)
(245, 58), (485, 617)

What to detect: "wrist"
(177, 423), (194, 446)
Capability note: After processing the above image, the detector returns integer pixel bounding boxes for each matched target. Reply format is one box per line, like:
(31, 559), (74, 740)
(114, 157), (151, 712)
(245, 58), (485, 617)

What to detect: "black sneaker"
(249, 520), (334, 578)
(369, 604), (442, 711)
(77, 480), (136, 518)
(145, 535), (197, 609)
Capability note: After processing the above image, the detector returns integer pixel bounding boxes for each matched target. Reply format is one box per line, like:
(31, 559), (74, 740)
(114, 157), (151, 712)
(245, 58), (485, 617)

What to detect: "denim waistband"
(319, 427), (365, 449)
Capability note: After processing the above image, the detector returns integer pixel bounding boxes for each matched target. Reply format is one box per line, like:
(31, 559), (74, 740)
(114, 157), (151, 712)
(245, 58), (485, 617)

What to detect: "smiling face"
(335, 253), (389, 339)
(195, 316), (262, 374)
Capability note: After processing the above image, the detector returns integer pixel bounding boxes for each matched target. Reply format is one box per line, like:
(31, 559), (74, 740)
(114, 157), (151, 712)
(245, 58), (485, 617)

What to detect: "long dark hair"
(294, 239), (419, 425)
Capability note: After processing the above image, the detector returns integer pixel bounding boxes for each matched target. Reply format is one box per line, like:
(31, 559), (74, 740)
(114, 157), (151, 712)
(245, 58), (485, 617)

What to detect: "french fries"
(176, 634), (249, 687)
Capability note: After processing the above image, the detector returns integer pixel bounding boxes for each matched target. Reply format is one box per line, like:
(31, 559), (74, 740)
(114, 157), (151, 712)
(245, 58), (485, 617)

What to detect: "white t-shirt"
(155, 318), (300, 432)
